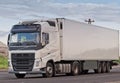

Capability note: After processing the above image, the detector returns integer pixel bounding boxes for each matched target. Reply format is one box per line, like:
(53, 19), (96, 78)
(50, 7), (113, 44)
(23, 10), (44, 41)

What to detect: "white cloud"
(0, 31), (8, 36)
(0, 0), (120, 44)
(0, 0), (120, 23)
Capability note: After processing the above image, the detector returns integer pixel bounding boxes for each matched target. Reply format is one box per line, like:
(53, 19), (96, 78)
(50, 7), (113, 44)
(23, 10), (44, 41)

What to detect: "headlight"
(36, 61), (40, 67)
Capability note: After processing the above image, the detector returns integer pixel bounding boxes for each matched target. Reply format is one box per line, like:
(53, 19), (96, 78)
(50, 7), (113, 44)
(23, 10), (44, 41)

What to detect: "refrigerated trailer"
(8, 18), (119, 78)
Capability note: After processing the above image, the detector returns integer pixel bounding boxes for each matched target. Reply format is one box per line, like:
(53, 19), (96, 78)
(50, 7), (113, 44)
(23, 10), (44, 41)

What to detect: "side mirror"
(7, 34), (10, 46)
(42, 32), (49, 47)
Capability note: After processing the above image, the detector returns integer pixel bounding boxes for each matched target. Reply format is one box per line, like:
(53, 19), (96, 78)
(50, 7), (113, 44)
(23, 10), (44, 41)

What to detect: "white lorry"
(8, 18), (119, 78)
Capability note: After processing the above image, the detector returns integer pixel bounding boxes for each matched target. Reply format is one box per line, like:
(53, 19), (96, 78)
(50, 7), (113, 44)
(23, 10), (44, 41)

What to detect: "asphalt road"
(0, 66), (120, 83)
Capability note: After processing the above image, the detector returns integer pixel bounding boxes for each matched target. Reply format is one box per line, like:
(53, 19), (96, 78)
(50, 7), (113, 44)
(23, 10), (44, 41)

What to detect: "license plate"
(19, 71), (26, 74)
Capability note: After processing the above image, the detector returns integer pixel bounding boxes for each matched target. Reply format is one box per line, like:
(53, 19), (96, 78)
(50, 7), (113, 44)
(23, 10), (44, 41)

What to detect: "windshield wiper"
(10, 42), (22, 46)
(10, 41), (37, 46)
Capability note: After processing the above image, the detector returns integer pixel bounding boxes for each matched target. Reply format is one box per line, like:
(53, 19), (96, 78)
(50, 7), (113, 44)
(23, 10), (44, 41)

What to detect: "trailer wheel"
(94, 62), (102, 73)
(15, 74), (25, 78)
(106, 62), (110, 73)
(101, 62), (107, 73)
(43, 62), (54, 78)
(71, 61), (80, 75)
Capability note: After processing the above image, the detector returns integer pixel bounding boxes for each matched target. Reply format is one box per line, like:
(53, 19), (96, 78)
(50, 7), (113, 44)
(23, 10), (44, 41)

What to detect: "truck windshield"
(10, 32), (40, 46)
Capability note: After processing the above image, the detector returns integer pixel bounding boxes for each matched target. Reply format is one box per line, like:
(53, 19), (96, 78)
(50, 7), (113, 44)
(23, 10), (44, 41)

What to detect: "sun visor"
(11, 24), (41, 33)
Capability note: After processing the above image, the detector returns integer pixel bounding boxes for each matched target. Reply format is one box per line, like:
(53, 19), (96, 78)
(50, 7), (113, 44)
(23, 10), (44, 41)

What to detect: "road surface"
(0, 66), (120, 83)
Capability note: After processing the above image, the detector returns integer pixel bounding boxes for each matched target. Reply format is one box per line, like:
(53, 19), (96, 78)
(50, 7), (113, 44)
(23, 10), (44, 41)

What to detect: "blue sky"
(53, 0), (120, 4)
(0, 0), (120, 44)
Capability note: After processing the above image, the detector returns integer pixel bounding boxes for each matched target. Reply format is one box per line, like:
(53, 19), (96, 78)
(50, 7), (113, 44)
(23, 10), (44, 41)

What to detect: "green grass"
(112, 58), (120, 65)
(116, 59), (120, 63)
(0, 55), (8, 69)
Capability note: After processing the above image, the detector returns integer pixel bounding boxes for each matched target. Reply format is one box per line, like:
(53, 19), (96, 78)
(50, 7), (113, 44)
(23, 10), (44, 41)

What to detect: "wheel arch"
(47, 59), (54, 64)
(46, 59), (55, 68)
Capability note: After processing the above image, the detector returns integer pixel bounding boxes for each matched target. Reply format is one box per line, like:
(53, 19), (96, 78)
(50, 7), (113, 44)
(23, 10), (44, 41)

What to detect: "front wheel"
(15, 74), (25, 78)
(43, 62), (54, 78)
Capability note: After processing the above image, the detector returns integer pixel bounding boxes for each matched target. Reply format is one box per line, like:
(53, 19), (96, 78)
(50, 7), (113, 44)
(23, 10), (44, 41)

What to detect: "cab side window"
(42, 32), (49, 47)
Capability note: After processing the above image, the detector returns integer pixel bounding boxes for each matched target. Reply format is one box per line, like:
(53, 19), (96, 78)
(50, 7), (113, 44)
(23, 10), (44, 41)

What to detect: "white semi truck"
(8, 18), (119, 78)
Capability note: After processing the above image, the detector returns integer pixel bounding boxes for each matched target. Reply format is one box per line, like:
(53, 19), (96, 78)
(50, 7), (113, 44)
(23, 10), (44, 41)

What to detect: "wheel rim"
(47, 66), (53, 74)
(74, 66), (79, 74)
(72, 62), (79, 75)
(106, 62), (110, 72)
(46, 63), (53, 77)
(102, 62), (106, 73)
(98, 63), (102, 73)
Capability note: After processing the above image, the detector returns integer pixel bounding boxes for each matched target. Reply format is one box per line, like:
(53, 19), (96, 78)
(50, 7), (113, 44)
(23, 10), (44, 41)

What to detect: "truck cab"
(8, 20), (61, 78)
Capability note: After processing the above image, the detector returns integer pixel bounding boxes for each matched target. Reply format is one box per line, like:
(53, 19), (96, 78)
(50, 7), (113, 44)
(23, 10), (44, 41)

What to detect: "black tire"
(43, 62), (54, 78)
(101, 62), (107, 73)
(79, 62), (82, 74)
(66, 73), (72, 76)
(71, 61), (80, 76)
(82, 70), (88, 74)
(106, 62), (110, 73)
(94, 62), (102, 73)
(15, 74), (25, 78)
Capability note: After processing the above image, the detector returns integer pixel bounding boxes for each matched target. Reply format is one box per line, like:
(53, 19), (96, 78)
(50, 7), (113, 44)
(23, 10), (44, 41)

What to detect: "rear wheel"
(15, 74), (25, 78)
(94, 62), (102, 73)
(101, 62), (107, 73)
(106, 62), (110, 73)
(71, 61), (80, 76)
(43, 62), (55, 78)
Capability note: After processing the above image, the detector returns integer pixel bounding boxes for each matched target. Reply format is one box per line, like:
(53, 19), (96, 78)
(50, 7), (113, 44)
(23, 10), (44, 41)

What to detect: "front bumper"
(8, 69), (45, 74)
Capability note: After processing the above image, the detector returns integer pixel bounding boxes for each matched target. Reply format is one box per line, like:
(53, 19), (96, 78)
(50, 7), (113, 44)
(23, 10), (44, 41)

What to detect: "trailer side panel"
(62, 19), (119, 60)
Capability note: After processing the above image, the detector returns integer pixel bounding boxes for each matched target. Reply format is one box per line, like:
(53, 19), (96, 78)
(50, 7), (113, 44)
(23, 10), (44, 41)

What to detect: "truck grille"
(11, 53), (35, 71)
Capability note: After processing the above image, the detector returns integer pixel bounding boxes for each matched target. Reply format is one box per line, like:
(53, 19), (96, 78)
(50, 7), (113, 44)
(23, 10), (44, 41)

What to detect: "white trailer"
(8, 18), (119, 78)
